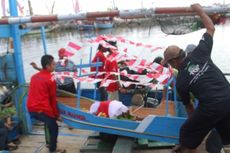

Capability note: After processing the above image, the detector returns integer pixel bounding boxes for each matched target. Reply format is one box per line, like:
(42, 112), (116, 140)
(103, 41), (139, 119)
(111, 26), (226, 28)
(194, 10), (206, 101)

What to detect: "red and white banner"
(65, 41), (82, 56)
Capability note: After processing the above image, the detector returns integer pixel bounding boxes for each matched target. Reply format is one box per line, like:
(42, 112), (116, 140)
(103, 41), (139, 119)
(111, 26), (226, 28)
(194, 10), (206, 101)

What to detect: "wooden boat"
(94, 22), (114, 29)
(77, 24), (95, 30)
(57, 95), (186, 144)
(77, 21), (95, 30)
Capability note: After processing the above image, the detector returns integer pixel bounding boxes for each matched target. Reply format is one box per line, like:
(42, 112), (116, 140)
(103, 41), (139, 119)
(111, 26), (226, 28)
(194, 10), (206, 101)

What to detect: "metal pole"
(77, 59), (82, 108)
(9, 0), (29, 133)
(90, 47), (97, 100)
(9, 0), (25, 84)
(1, 5), (230, 24)
(40, 26), (48, 54)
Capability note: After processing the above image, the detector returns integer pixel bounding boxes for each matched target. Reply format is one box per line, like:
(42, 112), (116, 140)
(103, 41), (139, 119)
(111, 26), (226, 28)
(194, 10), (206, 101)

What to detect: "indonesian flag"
(65, 41), (82, 56)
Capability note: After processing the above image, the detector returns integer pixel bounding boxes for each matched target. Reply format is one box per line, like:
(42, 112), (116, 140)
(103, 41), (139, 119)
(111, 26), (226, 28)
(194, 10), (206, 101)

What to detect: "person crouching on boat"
(55, 48), (77, 94)
(90, 100), (129, 119)
(27, 55), (66, 153)
(162, 4), (230, 153)
(31, 48), (77, 94)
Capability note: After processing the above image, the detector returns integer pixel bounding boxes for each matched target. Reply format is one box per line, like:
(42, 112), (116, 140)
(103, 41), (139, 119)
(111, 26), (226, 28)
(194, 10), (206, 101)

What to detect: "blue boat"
(94, 22), (114, 29)
(57, 95), (186, 144)
(77, 24), (95, 30)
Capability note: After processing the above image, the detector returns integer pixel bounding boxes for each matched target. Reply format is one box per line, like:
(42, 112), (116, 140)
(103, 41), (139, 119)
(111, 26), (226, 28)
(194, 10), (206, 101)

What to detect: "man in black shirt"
(162, 3), (230, 153)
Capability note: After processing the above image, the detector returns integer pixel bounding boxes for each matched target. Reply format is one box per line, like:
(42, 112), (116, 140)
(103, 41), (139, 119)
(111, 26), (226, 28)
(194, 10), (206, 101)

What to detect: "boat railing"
(74, 46), (103, 108)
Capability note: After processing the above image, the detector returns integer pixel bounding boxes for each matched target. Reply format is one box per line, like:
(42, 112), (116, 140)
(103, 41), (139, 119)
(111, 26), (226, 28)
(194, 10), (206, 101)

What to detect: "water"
(1, 22), (230, 82)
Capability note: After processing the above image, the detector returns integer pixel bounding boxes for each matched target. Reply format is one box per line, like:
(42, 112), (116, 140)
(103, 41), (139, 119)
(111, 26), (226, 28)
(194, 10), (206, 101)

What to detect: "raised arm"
(191, 3), (215, 37)
(30, 62), (42, 71)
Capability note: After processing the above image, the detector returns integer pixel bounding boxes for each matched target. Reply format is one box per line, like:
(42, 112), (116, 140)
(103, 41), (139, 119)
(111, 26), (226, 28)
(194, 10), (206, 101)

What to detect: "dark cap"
(162, 45), (181, 65)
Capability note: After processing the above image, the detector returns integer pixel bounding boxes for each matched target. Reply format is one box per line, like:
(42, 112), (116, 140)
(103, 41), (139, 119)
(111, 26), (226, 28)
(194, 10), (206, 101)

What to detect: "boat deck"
(10, 124), (212, 153)
(57, 96), (176, 118)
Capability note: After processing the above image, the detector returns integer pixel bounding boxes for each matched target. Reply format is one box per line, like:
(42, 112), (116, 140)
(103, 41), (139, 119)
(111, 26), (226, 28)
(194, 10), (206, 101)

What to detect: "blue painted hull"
(94, 22), (113, 29)
(77, 24), (94, 30)
(58, 103), (186, 144)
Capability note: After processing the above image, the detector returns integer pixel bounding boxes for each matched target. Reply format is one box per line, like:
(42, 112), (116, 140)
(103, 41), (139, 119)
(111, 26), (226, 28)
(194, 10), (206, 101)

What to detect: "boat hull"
(58, 102), (186, 144)
(77, 24), (94, 30)
(94, 22), (113, 29)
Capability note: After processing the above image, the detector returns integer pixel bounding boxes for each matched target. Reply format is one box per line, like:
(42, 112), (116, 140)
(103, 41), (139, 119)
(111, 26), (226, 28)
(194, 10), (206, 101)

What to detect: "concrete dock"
(10, 123), (222, 153)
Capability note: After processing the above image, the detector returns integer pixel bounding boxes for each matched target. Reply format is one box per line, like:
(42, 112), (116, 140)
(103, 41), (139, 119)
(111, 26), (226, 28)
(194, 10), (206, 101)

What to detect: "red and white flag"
(65, 41), (82, 56)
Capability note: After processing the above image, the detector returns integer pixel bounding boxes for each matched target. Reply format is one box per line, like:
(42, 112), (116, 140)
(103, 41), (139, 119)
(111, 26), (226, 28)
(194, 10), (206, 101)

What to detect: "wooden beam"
(112, 137), (134, 153)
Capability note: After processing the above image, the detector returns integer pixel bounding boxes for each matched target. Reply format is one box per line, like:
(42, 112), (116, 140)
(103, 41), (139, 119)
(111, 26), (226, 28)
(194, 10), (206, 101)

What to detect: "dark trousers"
(30, 112), (58, 152)
(58, 82), (76, 94)
(206, 129), (223, 153)
(96, 82), (107, 101)
(0, 127), (8, 150)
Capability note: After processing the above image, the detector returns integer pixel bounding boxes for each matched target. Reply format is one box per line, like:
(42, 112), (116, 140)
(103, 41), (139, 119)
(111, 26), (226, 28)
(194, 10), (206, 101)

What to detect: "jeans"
(30, 112), (58, 152)
(0, 127), (8, 150)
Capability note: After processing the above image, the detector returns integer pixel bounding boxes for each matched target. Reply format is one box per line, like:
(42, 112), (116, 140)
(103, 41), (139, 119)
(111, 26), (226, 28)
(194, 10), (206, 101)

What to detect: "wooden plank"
(112, 137), (134, 153)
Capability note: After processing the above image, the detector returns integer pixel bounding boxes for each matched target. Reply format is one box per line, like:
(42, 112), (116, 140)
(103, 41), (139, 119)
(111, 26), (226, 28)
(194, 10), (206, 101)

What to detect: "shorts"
(180, 105), (230, 149)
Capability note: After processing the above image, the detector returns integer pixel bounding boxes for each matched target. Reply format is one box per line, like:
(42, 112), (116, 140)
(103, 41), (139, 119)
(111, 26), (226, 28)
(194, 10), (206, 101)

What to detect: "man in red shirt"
(91, 44), (108, 101)
(104, 41), (120, 101)
(27, 55), (65, 153)
(104, 56), (120, 100)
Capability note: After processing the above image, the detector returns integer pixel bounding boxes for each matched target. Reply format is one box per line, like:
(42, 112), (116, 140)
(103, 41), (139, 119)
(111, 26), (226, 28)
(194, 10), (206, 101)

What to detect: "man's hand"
(57, 116), (63, 122)
(185, 102), (195, 118)
(191, 3), (203, 12)
(30, 62), (37, 68)
(172, 144), (182, 153)
(30, 62), (42, 71)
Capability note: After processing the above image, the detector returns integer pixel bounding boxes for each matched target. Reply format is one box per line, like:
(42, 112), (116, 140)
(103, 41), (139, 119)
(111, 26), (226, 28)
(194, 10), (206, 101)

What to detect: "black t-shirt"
(176, 33), (230, 107)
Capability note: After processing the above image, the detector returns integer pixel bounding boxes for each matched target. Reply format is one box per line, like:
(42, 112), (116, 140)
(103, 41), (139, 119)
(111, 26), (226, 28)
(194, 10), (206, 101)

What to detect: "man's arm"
(184, 102), (195, 118)
(30, 62), (42, 71)
(191, 3), (215, 37)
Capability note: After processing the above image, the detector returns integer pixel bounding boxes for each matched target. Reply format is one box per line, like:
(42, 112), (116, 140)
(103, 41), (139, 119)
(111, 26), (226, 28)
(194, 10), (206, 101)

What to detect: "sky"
(0, 0), (230, 17)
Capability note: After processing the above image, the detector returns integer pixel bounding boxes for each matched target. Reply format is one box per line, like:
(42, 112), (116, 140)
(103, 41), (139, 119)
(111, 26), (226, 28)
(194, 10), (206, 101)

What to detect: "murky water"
(1, 22), (230, 82)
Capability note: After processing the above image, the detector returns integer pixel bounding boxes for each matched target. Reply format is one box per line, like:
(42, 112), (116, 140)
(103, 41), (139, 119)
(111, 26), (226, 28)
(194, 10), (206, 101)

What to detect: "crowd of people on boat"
(2, 3), (230, 153)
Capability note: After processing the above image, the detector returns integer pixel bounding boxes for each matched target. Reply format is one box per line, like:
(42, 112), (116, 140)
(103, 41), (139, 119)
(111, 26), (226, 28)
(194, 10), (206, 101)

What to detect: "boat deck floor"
(10, 96), (219, 153)
(57, 96), (176, 118)
(10, 124), (212, 153)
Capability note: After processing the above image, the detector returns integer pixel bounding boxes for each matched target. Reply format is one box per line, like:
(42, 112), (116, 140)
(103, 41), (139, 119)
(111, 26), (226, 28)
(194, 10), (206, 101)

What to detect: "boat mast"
(112, 0), (115, 10)
(27, 0), (33, 15)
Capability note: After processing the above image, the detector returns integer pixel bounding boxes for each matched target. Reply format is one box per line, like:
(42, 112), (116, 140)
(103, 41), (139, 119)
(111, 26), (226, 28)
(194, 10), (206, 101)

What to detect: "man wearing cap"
(55, 48), (77, 94)
(163, 3), (230, 153)
(31, 48), (77, 94)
